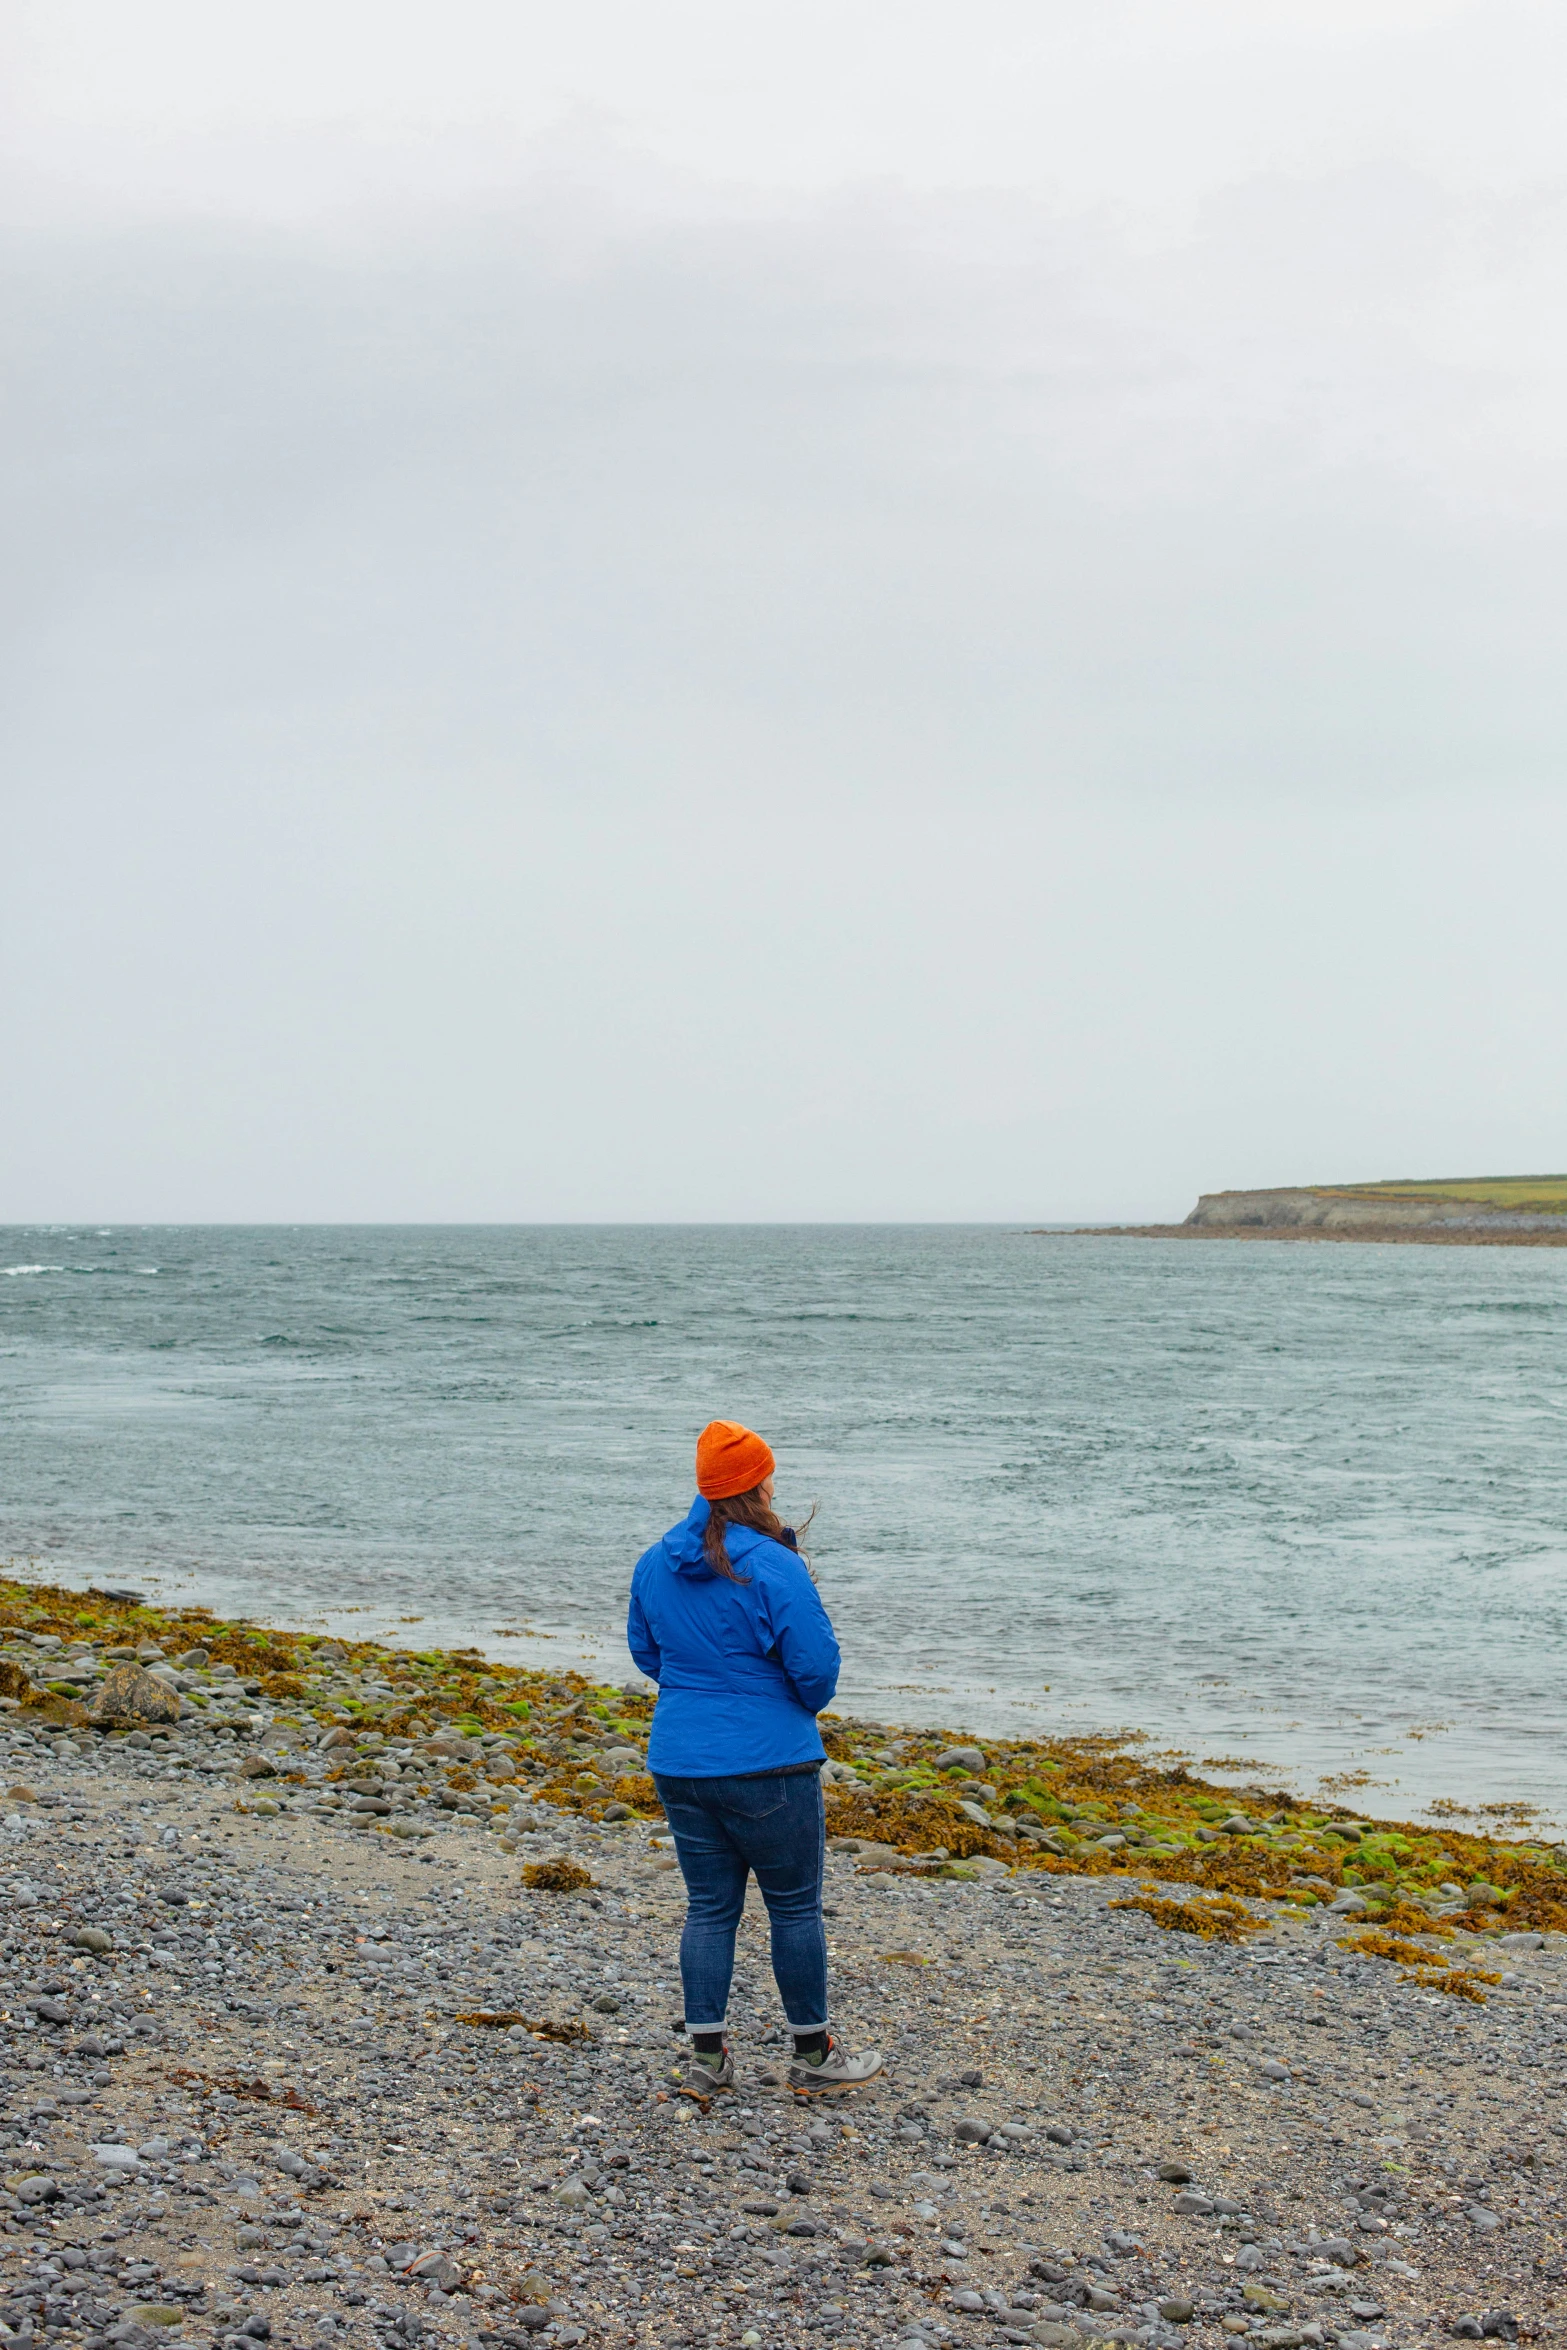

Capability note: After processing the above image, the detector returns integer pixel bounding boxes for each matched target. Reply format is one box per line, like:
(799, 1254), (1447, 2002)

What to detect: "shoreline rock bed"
(4, 1580), (1567, 2350)
(1045, 1229), (1567, 1250)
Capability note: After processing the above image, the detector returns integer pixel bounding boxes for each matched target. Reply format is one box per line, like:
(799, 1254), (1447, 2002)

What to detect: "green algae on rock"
(3, 1573), (1564, 1968)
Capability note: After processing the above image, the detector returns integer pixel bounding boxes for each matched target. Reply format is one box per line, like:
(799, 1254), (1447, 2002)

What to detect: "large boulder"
(89, 1664), (181, 1727)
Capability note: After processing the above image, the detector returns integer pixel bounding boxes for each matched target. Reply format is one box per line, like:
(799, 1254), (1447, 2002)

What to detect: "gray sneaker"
(683, 2044), (734, 2092)
(787, 2036), (884, 2089)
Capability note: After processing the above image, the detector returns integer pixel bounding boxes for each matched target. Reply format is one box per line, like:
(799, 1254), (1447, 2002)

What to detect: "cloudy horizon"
(7, 1), (1567, 1223)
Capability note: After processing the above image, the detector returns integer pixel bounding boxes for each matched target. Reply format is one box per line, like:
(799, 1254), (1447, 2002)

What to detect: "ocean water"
(2, 1224), (1565, 1829)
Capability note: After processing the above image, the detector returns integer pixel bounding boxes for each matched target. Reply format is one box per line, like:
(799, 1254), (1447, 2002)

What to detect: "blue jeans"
(652, 1768), (828, 2033)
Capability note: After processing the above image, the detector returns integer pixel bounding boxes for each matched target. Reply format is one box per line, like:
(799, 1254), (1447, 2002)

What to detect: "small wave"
(4, 1261), (158, 1278)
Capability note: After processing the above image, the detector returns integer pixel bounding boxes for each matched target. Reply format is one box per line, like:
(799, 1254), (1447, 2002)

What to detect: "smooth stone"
(88, 1665), (182, 1728)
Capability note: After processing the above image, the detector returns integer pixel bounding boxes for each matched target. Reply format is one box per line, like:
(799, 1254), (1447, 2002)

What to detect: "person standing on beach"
(626, 1419), (883, 2093)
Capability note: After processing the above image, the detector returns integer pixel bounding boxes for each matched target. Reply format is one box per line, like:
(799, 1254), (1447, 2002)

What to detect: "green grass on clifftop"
(1313, 1175), (1567, 1213)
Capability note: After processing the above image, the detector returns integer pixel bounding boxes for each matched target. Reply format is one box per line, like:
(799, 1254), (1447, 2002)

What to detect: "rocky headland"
(1056, 1180), (1567, 1245)
(3, 1579), (1566, 2350)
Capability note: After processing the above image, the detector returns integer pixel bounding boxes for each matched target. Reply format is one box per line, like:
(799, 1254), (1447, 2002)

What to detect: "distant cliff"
(1186, 1179), (1567, 1234)
(1042, 1176), (1567, 1243)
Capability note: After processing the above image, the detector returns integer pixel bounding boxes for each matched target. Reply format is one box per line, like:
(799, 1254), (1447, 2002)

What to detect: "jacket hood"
(663, 1495), (717, 1577)
(662, 1495), (771, 1578)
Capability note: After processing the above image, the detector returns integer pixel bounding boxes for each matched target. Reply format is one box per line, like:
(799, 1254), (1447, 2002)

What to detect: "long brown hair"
(704, 1485), (814, 1581)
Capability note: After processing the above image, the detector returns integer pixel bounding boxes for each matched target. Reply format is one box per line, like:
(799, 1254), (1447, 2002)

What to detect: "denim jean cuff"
(787, 2018), (828, 2034)
(685, 2018), (729, 2034)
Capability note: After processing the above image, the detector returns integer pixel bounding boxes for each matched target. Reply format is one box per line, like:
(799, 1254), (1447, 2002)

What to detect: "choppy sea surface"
(2, 1225), (1565, 1828)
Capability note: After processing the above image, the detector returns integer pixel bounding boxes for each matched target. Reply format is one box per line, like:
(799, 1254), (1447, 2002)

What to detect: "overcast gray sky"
(6, 0), (1567, 1223)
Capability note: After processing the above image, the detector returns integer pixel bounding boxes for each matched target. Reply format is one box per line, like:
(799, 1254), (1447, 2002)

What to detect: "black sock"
(692, 2032), (725, 2056)
(793, 2030), (829, 2061)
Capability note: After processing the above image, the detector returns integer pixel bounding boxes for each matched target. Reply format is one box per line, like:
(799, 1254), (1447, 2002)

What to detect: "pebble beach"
(4, 1581), (1566, 2350)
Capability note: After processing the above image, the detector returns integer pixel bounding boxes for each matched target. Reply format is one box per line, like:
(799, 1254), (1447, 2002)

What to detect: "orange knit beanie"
(695, 1420), (776, 1501)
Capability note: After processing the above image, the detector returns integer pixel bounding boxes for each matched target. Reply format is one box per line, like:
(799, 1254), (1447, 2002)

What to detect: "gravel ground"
(4, 1724), (1565, 2350)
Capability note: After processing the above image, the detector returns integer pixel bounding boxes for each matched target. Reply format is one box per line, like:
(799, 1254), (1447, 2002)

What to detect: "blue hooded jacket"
(627, 1497), (841, 1778)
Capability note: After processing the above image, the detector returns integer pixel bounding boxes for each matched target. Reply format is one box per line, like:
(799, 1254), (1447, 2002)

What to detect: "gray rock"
(1172, 2193), (1213, 2215)
(934, 1747), (986, 1774)
(89, 1666), (181, 1728)
(1158, 2300), (1195, 2324)
(403, 2253), (463, 2289)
